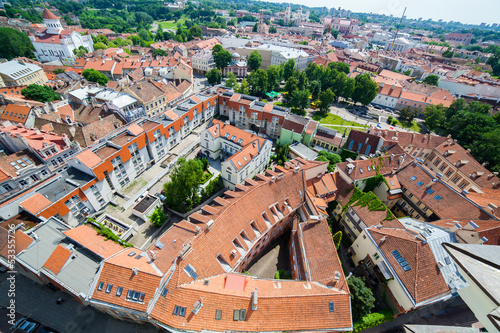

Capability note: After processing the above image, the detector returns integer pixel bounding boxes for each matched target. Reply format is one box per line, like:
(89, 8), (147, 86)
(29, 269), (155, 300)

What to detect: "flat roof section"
(133, 195), (158, 214)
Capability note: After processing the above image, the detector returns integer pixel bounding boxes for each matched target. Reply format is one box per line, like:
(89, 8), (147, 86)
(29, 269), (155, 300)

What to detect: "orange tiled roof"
(19, 193), (52, 215)
(74, 149), (103, 169)
(368, 227), (450, 303)
(0, 227), (33, 259)
(63, 225), (123, 259)
(0, 104), (31, 124)
(43, 244), (72, 275)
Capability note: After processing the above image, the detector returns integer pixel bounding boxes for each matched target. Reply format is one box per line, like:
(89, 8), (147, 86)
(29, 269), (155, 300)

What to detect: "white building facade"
(29, 8), (94, 63)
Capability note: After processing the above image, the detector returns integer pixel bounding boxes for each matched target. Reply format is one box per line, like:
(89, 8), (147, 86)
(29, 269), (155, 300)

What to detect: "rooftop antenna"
(389, 7), (407, 52)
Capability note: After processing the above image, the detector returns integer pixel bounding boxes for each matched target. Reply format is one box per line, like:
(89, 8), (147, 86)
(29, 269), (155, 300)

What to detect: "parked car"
(11, 318), (39, 333)
(156, 193), (166, 202)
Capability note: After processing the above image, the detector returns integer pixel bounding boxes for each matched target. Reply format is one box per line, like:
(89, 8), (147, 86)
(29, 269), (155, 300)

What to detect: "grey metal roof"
(444, 243), (500, 303)
(36, 167), (94, 203)
(0, 60), (43, 79)
(18, 218), (101, 296)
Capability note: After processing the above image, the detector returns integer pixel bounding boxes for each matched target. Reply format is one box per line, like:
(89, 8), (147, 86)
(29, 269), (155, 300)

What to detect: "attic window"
(237, 139), (243, 144)
(435, 195), (442, 201)
(367, 166), (371, 172)
(417, 181), (423, 186)
(105, 283), (113, 294)
(410, 176), (417, 181)
(184, 264), (198, 280)
(97, 282), (104, 291)
(224, 133), (230, 138)
(161, 287), (168, 297)
(231, 135), (237, 141)
(426, 188), (434, 194)
(116, 286), (123, 296)
(329, 302), (335, 312)
(359, 168), (363, 174)
(237, 161), (241, 166)
(243, 156), (247, 162)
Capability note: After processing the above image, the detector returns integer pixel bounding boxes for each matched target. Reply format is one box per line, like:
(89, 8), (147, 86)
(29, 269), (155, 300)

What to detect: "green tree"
(318, 88), (335, 113)
(189, 26), (203, 38)
(283, 76), (298, 98)
(403, 69), (412, 76)
(442, 47), (454, 58)
(332, 231), (342, 250)
(422, 74), (439, 86)
(252, 22), (258, 32)
(290, 89), (310, 111)
(398, 106), (419, 123)
(352, 73), (378, 105)
(247, 69), (268, 97)
(72, 46), (88, 57)
(331, 29), (339, 39)
(82, 68), (109, 86)
(282, 59), (296, 80)
(266, 64), (282, 92)
(93, 42), (107, 50)
(206, 68), (222, 85)
(247, 50), (262, 72)
(152, 48), (168, 57)
(213, 49), (232, 70)
(328, 62), (350, 75)
(348, 276), (376, 322)
(148, 206), (168, 227)
(163, 158), (204, 212)
(21, 84), (60, 102)
(423, 104), (446, 133)
(269, 26), (277, 33)
(0, 27), (35, 60)
(487, 51), (500, 76)
(53, 68), (65, 75)
(235, 78), (250, 94)
(225, 72), (237, 88)
(316, 150), (341, 172)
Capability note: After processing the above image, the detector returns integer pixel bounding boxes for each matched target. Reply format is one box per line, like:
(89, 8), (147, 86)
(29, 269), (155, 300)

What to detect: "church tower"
(284, 4), (291, 25)
(43, 8), (63, 35)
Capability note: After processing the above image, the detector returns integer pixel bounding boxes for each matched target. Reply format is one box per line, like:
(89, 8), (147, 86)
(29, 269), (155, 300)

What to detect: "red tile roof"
(0, 104), (31, 124)
(368, 227), (450, 303)
(43, 244), (72, 275)
(19, 193), (52, 215)
(0, 227), (33, 259)
(63, 225), (123, 258)
(74, 149), (103, 169)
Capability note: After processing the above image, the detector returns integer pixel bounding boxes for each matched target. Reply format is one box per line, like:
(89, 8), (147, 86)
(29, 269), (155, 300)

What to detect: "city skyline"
(265, 0), (499, 26)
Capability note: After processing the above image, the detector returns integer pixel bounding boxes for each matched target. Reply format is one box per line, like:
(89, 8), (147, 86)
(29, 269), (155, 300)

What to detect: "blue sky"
(265, 0), (499, 25)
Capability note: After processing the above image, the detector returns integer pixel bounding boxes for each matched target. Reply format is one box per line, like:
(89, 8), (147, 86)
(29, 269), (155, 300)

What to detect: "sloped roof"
(63, 225), (123, 259)
(43, 8), (60, 20)
(43, 244), (72, 275)
(19, 193), (53, 215)
(368, 227), (450, 304)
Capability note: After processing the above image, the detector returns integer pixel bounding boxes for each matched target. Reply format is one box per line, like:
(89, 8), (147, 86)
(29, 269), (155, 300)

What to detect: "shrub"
(332, 231), (342, 250)
(353, 310), (394, 332)
(275, 269), (292, 279)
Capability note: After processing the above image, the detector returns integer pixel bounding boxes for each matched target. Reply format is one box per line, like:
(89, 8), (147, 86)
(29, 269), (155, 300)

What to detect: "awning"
(376, 261), (393, 280)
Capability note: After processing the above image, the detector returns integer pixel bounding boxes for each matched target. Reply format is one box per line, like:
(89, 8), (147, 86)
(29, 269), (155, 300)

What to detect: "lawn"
(312, 112), (368, 128)
(392, 119), (422, 132)
(155, 16), (187, 30)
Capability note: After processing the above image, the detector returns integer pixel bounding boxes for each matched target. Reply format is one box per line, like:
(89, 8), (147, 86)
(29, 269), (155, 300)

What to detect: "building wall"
(279, 128), (302, 145)
(455, 264), (498, 333)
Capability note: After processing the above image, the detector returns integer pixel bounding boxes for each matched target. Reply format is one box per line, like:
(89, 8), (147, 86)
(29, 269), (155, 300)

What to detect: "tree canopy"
(247, 50), (262, 72)
(0, 27), (35, 60)
(398, 106), (419, 123)
(318, 88), (335, 113)
(148, 206), (168, 227)
(212, 46), (232, 70)
(225, 72), (237, 88)
(352, 74), (378, 106)
(206, 68), (222, 85)
(82, 68), (109, 86)
(423, 98), (500, 172)
(316, 150), (341, 172)
(21, 85), (60, 103)
(348, 276), (376, 322)
(422, 74), (439, 86)
(163, 158), (204, 212)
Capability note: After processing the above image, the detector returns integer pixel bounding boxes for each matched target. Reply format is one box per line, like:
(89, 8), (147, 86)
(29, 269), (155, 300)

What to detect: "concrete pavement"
(0, 273), (160, 333)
